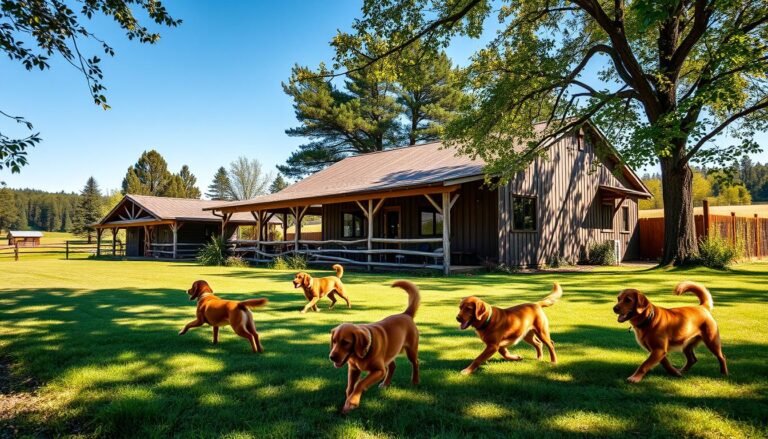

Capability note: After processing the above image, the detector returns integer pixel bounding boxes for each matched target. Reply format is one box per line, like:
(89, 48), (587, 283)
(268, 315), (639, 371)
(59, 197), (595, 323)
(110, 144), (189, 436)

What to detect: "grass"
(1, 260), (766, 438)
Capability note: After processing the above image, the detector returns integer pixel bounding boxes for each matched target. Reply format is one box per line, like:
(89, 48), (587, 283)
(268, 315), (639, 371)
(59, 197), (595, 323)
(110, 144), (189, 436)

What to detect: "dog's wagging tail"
(392, 280), (420, 317)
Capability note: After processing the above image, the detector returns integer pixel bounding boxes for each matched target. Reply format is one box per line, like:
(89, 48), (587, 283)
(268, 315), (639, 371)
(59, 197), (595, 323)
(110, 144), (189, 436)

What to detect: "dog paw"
(178, 330), (185, 336)
(626, 375), (643, 383)
(341, 402), (358, 415)
(460, 368), (474, 375)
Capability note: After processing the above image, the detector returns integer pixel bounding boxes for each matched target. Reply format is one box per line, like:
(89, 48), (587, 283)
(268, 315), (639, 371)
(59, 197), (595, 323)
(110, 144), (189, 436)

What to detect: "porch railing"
(228, 238), (445, 270)
(149, 242), (206, 259)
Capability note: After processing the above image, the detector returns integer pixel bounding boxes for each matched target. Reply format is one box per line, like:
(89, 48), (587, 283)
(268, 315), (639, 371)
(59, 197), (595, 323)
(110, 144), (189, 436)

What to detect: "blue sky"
(1, 1), (766, 194)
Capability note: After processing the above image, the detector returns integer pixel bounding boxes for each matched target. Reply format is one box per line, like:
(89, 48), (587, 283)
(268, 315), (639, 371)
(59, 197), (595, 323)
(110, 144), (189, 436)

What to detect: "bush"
(197, 236), (227, 266)
(270, 254), (307, 270)
(225, 255), (249, 268)
(588, 241), (616, 266)
(696, 236), (740, 269)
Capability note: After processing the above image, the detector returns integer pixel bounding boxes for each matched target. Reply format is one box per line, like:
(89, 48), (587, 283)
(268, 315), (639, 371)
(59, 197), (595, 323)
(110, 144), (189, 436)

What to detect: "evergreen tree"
(178, 165), (202, 199)
(122, 150), (172, 195)
(269, 174), (289, 193)
(163, 175), (188, 198)
(0, 187), (19, 232)
(72, 177), (104, 243)
(206, 167), (232, 200)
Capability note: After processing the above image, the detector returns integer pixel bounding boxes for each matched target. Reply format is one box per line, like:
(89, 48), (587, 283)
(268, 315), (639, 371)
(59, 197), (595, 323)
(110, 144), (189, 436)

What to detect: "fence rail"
(0, 240), (123, 261)
(639, 201), (767, 260)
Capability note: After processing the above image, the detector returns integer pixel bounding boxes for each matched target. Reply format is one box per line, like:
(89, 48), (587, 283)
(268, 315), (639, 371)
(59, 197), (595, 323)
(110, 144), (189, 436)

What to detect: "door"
(385, 209), (400, 239)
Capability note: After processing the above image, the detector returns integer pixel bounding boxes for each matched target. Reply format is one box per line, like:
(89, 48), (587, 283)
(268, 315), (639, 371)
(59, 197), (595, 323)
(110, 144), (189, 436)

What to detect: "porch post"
(171, 222), (178, 259)
(96, 228), (103, 257)
(442, 192), (452, 275)
(282, 213), (288, 242)
(111, 227), (118, 256)
(367, 199), (374, 270)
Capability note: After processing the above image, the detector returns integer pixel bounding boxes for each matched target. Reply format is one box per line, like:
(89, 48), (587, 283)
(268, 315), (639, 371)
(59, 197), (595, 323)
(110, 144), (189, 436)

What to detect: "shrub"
(696, 236), (740, 269)
(588, 241), (616, 266)
(269, 254), (307, 270)
(225, 255), (249, 268)
(547, 254), (563, 269)
(197, 236), (227, 266)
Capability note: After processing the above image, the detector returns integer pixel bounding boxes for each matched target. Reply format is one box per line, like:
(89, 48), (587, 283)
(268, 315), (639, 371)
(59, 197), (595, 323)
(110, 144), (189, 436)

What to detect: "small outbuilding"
(95, 194), (282, 259)
(7, 231), (43, 247)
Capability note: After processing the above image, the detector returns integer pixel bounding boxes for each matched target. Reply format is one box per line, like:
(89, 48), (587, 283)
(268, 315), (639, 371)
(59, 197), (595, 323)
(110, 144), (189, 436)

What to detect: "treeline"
(736, 157), (768, 202)
(640, 165), (755, 210)
(0, 188), (79, 232)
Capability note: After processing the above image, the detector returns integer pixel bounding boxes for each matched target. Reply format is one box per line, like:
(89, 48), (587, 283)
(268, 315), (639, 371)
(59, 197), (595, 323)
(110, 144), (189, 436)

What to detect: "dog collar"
(361, 327), (373, 358)
(477, 308), (493, 330)
(635, 308), (655, 329)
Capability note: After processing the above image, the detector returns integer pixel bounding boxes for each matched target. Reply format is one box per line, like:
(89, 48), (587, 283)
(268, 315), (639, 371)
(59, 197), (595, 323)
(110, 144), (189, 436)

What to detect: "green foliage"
(639, 177), (663, 209)
(224, 256), (249, 268)
(71, 177), (103, 243)
(0, 1), (179, 172)
(206, 167), (233, 200)
(227, 157), (272, 200)
(122, 150), (200, 198)
(0, 187), (20, 232)
(270, 254), (307, 270)
(696, 236), (740, 269)
(269, 174), (289, 194)
(196, 236), (227, 266)
(588, 241), (616, 266)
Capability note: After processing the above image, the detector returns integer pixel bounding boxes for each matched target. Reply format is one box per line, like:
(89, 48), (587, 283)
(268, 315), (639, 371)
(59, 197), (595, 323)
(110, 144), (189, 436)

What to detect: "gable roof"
(98, 194), (281, 226)
(7, 231), (43, 238)
(207, 122), (650, 212)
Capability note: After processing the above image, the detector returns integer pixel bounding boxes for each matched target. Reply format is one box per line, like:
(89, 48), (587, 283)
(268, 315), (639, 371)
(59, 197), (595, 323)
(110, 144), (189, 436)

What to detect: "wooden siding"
(499, 133), (640, 267)
(320, 180), (499, 263)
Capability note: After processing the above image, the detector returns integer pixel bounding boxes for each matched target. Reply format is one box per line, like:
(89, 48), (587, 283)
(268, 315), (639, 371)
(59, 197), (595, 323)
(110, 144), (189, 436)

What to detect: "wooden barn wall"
(320, 181), (499, 263)
(499, 134), (640, 267)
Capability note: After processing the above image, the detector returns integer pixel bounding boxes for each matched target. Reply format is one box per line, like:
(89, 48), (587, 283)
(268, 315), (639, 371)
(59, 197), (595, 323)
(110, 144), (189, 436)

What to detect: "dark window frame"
(342, 212), (365, 238)
(621, 205), (630, 233)
(600, 202), (615, 231)
(511, 195), (537, 232)
(418, 208), (444, 237)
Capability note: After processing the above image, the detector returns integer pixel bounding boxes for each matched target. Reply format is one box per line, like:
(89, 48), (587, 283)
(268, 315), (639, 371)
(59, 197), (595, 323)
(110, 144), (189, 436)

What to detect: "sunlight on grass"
(200, 392), (228, 406)
(464, 401), (513, 419)
(549, 410), (626, 434)
(653, 404), (760, 438)
(291, 376), (331, 392)
(227, 372), (262, 389)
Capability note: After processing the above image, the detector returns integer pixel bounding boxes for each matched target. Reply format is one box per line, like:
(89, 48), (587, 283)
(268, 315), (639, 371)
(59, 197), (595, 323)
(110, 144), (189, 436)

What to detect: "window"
(419, 209), (444, 236)
(511, 196), (537, 231)
(621, 206), (630, 232)
(600, 203), (614, 230)
(342, 212), (364, 238)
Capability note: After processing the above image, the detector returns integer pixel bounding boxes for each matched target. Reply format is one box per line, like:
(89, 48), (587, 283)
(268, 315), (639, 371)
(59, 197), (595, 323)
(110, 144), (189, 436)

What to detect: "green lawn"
(1, 260), (766, 438)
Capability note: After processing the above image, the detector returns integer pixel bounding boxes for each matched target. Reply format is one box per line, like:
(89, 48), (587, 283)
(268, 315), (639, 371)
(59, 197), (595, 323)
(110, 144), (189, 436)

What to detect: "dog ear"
(303, 274), (311, 288)
(330, 326), (338, 349)
(354, 327), (369, 358)
(634, 292), (649, 314)
(474, 299), (488, 322)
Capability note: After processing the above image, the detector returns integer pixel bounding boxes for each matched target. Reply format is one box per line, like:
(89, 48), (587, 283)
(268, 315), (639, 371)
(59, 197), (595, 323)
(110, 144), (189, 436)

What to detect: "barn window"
(621, 206), (630, 232)
(419, 209), (444, 236)
(511, 196), (537, 231)
(600, 203), (614, 230)
(343, 212), (364, 238)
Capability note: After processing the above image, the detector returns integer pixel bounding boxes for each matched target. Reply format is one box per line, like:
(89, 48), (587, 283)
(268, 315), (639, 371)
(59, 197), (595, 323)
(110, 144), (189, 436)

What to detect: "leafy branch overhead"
(0, 0), (180, 172)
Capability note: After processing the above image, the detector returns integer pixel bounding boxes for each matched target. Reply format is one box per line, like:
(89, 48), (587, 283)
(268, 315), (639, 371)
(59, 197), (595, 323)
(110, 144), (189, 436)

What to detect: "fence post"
(755, 214), (760, 259)
(66, 241), (69, 260)
(14, 242), (19, 261)
(702, 199), (710, 237)
(731, 212), (736, 246)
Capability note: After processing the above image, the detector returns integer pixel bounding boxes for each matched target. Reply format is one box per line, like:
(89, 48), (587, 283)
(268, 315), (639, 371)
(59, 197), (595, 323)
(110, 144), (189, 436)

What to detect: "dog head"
(187, 280), (213, 301)
(293, 272), (312, 289)
(329, 323), (369, 368)
(613, 289), (650, 323)
(457, 296), (490, 330)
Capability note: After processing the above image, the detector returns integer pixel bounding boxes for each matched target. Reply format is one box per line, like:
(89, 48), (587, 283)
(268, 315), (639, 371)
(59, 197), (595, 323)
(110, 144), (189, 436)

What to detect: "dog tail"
(674, 281), (713, 311)
(332, 264), (344, 279)
(238, 298), (269, 309)
(392, 280), (420, 318)
(537, 282), (562, 308)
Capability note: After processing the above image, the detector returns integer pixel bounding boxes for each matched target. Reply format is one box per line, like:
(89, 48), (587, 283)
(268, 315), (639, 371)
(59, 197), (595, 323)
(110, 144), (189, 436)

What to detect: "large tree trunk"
(659, 153), (698, 265)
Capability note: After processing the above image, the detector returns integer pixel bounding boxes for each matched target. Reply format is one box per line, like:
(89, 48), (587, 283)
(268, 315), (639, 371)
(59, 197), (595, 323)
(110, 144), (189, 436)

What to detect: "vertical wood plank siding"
(499, 133), (640, 267)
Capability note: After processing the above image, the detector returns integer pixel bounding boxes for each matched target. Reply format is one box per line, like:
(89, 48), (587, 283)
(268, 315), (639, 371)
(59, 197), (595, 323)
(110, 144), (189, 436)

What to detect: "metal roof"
(7, 231), (44, 238)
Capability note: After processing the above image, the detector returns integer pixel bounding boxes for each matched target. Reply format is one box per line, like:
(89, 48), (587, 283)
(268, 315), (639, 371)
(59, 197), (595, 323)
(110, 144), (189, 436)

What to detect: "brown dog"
(293, 264), (350, 313)
(614, 281), (728, 383)
(329, 280), (420, 414)
(179, 280), (268, 353)
(456, 283), (562, 375)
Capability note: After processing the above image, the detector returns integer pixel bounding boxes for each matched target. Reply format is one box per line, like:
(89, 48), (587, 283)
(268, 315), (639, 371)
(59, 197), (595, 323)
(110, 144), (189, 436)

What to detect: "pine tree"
(269, 174), (289, 194)
(163, 175), (187, 198)
(122, 150), (172, 195)
(206, 167), (232, 200)
(0, 187), (19, 232)
(178, 165), (201, 199)
(72, 177), (103, 243)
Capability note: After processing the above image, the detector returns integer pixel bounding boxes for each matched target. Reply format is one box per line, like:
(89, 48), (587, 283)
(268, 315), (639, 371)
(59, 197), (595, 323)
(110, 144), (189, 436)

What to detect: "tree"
(122, 150), (172, 195)
(716, 185), (752, 205)
(206, 167), (232, 200)
(334, 0), (768, 266)
(72, 177), (103, 243)
(639, 177), (663, 210)
(0, 187), (19, 232)
(0, 1), (179, 173)
(228, 157), (272, 201)
(269, 174), (289, 193)
(178, 165), (201, 199)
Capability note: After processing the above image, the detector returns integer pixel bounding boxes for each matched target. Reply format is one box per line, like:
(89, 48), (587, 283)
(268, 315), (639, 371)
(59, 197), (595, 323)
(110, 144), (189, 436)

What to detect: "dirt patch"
(0, 356), (43, 438)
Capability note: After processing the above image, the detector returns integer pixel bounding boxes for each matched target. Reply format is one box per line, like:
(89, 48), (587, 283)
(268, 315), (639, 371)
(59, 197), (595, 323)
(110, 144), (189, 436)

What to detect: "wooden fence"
(639, 201), (767, 260)
(0, 240), (123, 261)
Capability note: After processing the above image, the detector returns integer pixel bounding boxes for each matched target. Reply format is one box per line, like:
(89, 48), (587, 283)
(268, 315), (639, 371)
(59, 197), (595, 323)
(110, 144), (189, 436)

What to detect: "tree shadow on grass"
(0, 287), (766, 438)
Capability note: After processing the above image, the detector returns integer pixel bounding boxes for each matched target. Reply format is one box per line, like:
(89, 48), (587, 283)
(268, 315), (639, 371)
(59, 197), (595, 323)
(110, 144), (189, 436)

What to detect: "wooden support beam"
(282, 213), (288, 241)
(372, 198), (386, 216)
(367, 199), (374, 270)
(442, 192), (452, 275)
(449, 193), (460, 210)
(424, 194), (442, 214)
(96, 228), (103, 257)
(703, 199), (710, 237)
(356, 200), (368, 217)
(171, 222), (178, 259)
(613, 196), (627, 214)
(111, 228), (118, 256)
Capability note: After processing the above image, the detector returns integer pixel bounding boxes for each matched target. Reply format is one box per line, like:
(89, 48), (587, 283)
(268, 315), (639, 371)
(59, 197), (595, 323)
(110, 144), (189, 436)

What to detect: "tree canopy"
(330, 0), (768, 265)
(206, 167), (232, 200)
(121, 150), (200, 198)
(269, 174), (289, 194)
(227, 156), (272, 201)
(71, 177), (103, 243)
(0, 0), (179, 173)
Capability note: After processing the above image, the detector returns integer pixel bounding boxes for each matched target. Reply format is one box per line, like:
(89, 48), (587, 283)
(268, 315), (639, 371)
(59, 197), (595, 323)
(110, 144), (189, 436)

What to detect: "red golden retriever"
(329, 280), (420, 414)
(179, 280), (268, 353)
(613, 280), (728, 383)
(293, 264), (350, 313)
